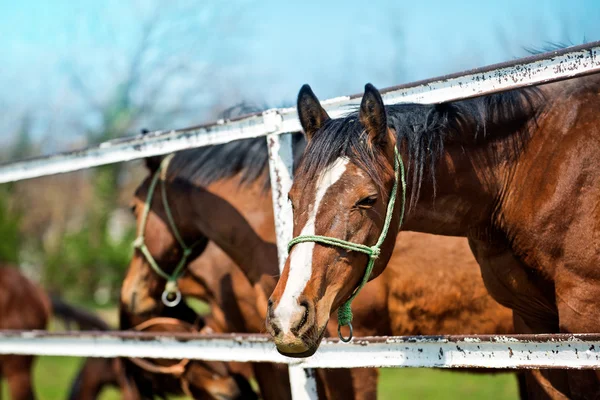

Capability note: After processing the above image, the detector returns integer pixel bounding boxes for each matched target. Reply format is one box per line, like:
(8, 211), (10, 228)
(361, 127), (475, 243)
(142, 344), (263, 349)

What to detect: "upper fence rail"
(1, 41), (600, 184)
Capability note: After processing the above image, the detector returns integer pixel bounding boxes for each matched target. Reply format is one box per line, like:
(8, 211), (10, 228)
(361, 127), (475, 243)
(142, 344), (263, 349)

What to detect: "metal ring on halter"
(337, 323), (353, 342)
(161, 288), (182, 307)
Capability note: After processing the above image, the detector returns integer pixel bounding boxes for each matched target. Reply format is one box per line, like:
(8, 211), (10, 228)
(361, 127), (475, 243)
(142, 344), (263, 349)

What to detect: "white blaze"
(274, 157), (349, 333)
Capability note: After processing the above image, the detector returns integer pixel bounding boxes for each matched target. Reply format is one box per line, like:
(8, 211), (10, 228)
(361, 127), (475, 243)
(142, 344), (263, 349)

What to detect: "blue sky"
(1, 0), (600, 146)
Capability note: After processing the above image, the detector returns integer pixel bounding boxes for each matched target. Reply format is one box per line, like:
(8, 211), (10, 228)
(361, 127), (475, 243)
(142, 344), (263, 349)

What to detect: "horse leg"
(349, 368), (377, 400)
(511, 313), (570, 400)
(468, 238), (569, 399)
(252, 362), (291, 400)
(317, 368), (377, 400)
(3, 356), (35, 400)
(515, 372), (528, 400)
(112, 358), (142, 400)
(554, 267), (600, 399)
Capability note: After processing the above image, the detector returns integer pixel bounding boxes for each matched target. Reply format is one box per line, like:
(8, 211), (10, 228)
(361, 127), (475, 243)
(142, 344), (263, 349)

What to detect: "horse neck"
(179, 177), (279, 291)
(399, 131), (520, 238)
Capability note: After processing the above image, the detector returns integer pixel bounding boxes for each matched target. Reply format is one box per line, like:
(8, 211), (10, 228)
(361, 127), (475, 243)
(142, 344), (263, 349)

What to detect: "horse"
(67, 357), (136, 400)
(121, 123), (376, 399)
(266, 76), (600, 398)
(0, 266), (50, 399)
(0, 265), (115, 399)
(120, 106), (520, 398)
(68, 300), (257, 400)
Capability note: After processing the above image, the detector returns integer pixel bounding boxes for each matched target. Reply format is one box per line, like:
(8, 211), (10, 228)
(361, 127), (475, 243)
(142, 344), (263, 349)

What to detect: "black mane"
(298, 87), (543, 207)
(524, 39), (588, 55)
(164, 104), (305, 190)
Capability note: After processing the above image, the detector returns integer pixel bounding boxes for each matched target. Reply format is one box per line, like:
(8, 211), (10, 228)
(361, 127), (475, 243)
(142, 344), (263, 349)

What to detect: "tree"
(6, 0), (254, 304)
(0, 116), (37, 264)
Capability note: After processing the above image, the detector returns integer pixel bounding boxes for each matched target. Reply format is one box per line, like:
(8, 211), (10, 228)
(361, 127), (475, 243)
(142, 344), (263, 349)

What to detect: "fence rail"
(1, 41), (600, 184)
(0, 331), (599, 370)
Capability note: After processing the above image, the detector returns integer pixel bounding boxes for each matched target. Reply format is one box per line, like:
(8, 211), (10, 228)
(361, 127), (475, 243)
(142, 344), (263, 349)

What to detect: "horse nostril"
(267, 299), (275, 317)
(267, 299), (281, 336)
(292, 300), (310, 335)
(272, 324), (281, 336)
(270, 318), (281, 336)
(300, 300), (309, 308)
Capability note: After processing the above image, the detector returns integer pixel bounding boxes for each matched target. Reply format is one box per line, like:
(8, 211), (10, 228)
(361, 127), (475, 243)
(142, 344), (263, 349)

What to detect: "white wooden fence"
(1, 41), (600, 399)
(2, 331), (600, 370)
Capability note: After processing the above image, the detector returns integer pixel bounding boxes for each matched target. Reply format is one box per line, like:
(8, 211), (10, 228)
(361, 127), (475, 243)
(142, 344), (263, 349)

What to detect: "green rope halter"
(288, 147), (406, 342)
(132, 154), (203, 307)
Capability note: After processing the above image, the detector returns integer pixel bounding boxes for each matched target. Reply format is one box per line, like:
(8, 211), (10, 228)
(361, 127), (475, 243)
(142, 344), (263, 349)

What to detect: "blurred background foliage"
(0, 1), (256, 305)
(0, 119), (139, 304)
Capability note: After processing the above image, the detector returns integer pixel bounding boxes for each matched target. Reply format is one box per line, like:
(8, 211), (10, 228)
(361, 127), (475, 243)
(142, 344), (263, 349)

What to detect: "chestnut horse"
(0, 265), (114, 399)
(68, 357), (134, 400)
(68, 300), (256, 400)
(121, 129), (378, 399)
(267, 78), (600, 398)
(0, 266), (50, 400)
(120, 110), (518, 398)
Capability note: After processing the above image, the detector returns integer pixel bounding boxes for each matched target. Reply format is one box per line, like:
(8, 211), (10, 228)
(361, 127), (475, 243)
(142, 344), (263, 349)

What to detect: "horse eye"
(288, 194), (295, 209)
(356, 195), (377, 209)
(130, 205), (136, 214)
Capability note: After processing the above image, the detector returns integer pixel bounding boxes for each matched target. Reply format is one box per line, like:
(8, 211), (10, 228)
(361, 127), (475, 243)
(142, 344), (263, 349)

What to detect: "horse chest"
(468, 238), (558, 328)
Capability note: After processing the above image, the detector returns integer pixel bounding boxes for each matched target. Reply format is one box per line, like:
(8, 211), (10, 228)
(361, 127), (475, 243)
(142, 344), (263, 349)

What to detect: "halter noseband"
(287, 147), (406, 342)
(133, 154), (203, 307)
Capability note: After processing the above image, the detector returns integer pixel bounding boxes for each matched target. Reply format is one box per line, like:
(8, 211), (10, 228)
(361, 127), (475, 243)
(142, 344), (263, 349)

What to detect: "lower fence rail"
(1, 331), (599, 369)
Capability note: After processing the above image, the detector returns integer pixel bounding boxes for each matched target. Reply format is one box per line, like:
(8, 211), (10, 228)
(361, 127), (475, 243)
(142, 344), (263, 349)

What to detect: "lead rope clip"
(337, 322), (353, 342)
(161, 280), (182, 307)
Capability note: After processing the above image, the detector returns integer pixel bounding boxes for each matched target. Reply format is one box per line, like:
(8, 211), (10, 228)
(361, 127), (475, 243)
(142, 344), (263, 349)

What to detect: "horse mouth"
(274, 326), (326, 358)
(276, 346), (319, 358)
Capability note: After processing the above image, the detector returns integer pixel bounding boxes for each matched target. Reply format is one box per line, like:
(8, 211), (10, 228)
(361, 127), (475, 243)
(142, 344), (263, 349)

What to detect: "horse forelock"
(297, 115), (393, 197)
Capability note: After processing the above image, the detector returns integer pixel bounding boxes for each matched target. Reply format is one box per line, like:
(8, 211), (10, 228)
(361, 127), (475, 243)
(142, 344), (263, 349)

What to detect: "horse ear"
(140, 129), (163, 173)
(297, 84), (330, 141)
(359, 83), (388, 147)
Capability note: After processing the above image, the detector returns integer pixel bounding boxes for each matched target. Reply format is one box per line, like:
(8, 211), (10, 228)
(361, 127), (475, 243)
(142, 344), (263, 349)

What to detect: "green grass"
(378, 368), (518, 399)
(2, 356), (518, 399)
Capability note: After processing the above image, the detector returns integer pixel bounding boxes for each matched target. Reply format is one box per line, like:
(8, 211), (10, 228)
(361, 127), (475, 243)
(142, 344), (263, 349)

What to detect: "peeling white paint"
(266, 133), (294, 272)
(0, 332), (599, 370)
(289, 366), (319, 400)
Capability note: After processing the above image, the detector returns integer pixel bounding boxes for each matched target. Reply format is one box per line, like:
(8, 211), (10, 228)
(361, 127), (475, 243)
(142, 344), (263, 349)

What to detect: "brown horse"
(0, 266), (50, 400)
(0, 265), (115, 399)
(68, 300), (257, 400)
(267, 77), (600, 398)
(121, 134), (375, 399)
(68, 357), (136, 400)
(120, 112), (518, 398)
(71, 356), (256, 400)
